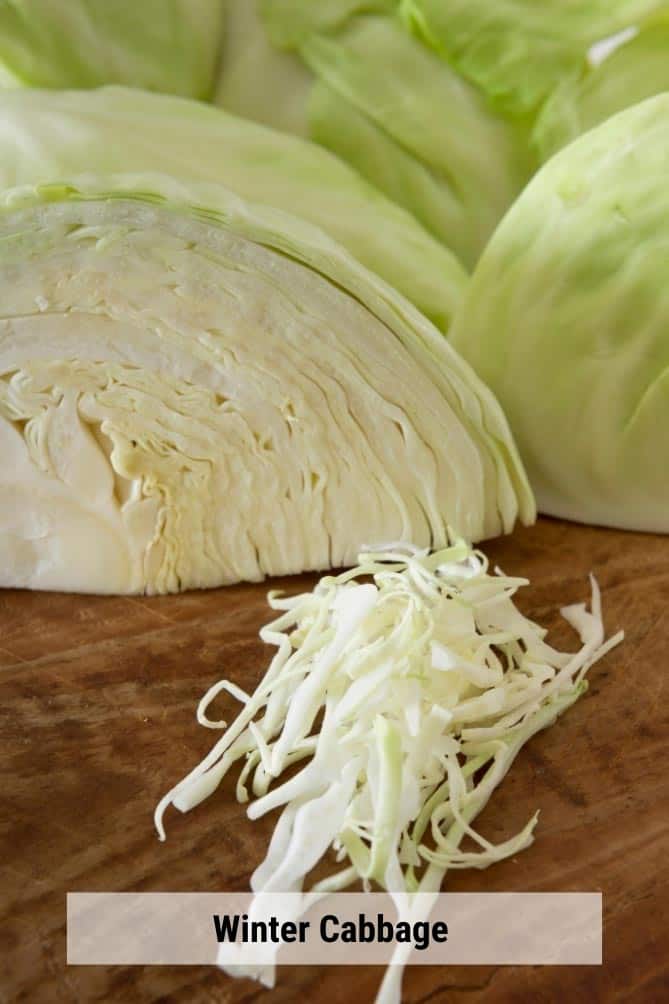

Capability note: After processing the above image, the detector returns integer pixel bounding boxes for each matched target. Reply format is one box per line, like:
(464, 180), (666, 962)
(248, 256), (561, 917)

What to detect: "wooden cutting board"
(1, 517), (667, 1003)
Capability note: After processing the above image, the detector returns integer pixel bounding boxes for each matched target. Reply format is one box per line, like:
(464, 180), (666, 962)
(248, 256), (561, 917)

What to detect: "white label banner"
(67, 892), (602, 967)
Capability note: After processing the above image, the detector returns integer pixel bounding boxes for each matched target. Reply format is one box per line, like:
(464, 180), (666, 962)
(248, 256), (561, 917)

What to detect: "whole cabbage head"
(451, 95), (669, 533)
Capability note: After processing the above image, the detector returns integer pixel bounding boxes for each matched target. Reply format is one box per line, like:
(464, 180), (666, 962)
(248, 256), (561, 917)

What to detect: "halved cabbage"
(0, 0), (224, 98)
(0, 88), (533, 594)
(450, 95), (669, 532)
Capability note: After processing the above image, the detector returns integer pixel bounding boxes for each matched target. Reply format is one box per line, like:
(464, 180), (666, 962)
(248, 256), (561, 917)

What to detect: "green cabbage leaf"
(0, 0), (224, 99)
(402, 0), (665, 116)
(534, 10), (669, 159)
(217, 2), (534, 269)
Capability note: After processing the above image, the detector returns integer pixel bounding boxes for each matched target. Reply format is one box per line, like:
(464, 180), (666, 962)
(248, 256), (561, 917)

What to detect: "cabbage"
(0, 86), (466, 332)
(0, 87), (533, 594)
(215, 0), (314, 138)
(401, 0), (665, 116)
(217, 3), (534, 269)
(534, 11), (669, 160)
(259, 0), (397, 49)
(450, 95), (669, 532)
(0, 0), (224, 98)
(156, 539), (622, 1000)
(298, 15), (534, 270)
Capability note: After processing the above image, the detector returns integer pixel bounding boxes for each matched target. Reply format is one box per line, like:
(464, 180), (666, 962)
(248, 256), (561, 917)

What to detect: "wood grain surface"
(1, 517), (667, 1004)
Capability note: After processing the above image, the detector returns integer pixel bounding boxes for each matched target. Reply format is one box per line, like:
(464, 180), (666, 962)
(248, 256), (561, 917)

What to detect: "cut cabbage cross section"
(0, 176), (533, 593)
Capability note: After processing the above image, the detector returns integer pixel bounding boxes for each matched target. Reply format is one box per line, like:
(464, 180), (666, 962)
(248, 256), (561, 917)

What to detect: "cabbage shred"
(156, 539), (622, 1000)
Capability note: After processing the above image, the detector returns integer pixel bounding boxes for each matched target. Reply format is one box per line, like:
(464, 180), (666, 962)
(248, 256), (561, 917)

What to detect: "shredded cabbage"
(156, 538), (622, 1001)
